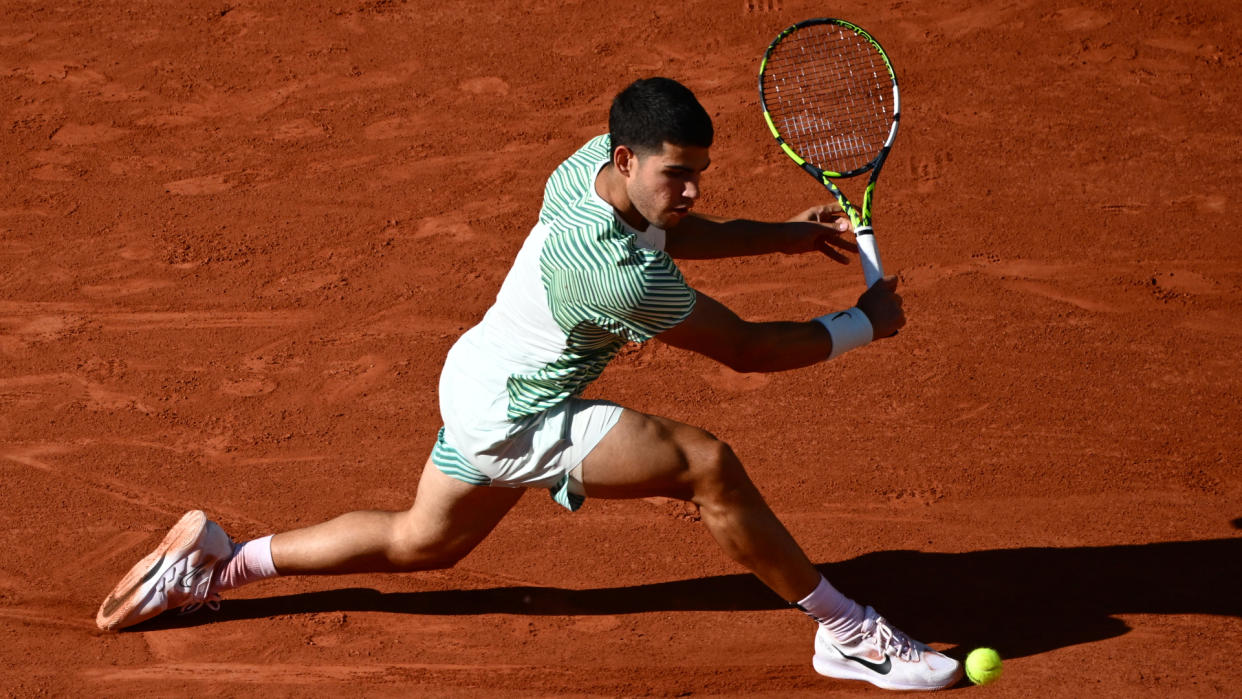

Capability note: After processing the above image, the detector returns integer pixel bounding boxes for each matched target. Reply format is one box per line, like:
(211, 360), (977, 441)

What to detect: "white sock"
(210, 535), (278, 594)
(795, 576), (865, 639)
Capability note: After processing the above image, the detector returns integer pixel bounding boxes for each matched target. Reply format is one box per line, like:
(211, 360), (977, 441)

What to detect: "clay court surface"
(2, 0), (1240, 695)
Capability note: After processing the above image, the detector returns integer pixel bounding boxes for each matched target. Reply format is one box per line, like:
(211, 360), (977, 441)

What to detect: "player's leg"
(578, 408), (961, 691)
(579, 409), (819, 601)
(269, 458), (523, 574)
(97, 457), (523, 631)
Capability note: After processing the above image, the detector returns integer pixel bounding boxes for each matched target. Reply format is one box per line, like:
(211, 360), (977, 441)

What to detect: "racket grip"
(855, 227), (885, 287)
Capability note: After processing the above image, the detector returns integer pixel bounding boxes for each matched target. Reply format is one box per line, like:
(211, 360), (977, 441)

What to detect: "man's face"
(623, 141), (710, 230)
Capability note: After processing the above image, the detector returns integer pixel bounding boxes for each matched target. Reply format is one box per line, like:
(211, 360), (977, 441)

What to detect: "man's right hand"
(856, 275), (906, 339)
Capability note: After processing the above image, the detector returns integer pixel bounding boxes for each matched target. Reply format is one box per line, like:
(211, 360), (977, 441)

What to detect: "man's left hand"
(781, 204), (858, 262)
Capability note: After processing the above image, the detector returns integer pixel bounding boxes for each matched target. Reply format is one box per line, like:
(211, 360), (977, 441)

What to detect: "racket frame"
(758, 17), (901, 287)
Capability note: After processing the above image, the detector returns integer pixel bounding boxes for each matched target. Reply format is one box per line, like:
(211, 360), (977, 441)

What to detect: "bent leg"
(580, 409), (820, 602)
(270, 457), (524, 575)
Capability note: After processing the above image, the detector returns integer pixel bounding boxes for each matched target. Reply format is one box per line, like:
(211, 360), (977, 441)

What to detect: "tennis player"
(97, 77), (960, 691)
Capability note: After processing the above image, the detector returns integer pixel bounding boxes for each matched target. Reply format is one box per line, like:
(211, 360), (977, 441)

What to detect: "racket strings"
(763, 24), (894, 174)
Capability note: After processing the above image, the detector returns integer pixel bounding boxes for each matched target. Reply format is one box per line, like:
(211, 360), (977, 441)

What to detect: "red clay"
(2, 1), (1240, 696)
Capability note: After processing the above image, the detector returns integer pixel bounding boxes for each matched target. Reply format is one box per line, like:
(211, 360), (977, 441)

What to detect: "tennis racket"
(758, 18), (900, 288)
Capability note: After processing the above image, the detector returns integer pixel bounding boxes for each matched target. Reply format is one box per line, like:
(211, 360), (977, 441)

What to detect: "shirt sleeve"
(588, 249), (696, 343)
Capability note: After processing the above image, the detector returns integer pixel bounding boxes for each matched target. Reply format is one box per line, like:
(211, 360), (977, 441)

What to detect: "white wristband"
(815, 307), (873, 359)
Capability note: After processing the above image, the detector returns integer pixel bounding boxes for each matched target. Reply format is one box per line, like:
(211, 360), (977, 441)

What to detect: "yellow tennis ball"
(965, 647), (1003, 686)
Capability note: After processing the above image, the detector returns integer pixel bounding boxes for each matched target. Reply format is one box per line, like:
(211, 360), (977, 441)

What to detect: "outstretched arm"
(657, 277), (905, 373)
(664, 204), (858, 261)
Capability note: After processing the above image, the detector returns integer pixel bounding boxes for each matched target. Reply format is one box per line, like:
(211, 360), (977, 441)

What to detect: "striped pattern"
(549, 475), (586, 512)
(431, 427), (490, 486)
(505, 135), (696, 419)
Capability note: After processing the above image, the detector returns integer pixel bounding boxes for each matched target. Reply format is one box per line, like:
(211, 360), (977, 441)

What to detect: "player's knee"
(684, 434), (748, 504)
(387, 523), (471, 571)
(388, 537), (467, 571)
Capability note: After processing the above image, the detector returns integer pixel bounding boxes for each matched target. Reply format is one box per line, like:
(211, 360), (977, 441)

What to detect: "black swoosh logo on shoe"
(99, 554), (166, 618)
(833, 645), (892, 675)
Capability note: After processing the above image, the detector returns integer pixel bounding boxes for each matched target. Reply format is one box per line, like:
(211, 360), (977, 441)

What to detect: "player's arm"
(657, 279), (904, 373)
(664, 205), (857, 261)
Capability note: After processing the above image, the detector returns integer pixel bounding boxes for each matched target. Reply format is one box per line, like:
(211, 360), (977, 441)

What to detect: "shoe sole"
(96, 510), (212, 631)
(814, 654), (963, 691)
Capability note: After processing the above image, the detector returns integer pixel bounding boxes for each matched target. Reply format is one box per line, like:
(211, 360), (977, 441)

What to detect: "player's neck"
(595, 164), (649, 231)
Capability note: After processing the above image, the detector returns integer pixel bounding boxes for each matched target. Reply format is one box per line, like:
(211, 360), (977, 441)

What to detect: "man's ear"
(612, 145), (636, 177)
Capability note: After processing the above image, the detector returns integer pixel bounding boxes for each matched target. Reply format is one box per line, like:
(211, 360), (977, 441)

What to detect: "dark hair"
(608, 77), (713, 153)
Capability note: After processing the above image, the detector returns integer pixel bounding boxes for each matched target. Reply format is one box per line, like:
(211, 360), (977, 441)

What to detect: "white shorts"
(432, 396), (623, 511)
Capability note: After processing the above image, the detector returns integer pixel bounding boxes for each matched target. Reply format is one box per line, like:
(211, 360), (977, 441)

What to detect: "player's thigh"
(579, 409), (739, 501)
(394, 458), (524, 555)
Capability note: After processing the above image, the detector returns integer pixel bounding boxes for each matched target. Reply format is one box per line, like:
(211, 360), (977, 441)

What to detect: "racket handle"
(855, 226), (885, 288)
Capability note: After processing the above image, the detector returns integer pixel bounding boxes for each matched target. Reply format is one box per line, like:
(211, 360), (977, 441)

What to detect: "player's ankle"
(794, 576), (865, 638)
(210, 534), (278, 593)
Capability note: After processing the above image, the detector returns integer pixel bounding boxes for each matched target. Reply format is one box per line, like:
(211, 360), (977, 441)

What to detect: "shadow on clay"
(131, 535), (1242, 660)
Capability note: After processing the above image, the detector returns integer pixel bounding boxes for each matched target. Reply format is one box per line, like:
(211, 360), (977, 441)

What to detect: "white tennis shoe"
(813, 606), (962, 691)
(96, 510), (233, 631)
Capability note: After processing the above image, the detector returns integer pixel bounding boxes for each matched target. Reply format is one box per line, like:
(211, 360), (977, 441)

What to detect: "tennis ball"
(965, 647), (1003, 686)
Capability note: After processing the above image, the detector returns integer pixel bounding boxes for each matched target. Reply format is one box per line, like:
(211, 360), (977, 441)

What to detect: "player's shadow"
(135, 535), (1242, 659)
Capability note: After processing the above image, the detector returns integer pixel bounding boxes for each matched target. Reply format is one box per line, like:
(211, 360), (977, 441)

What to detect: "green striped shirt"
(504, 135), (696, 418)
